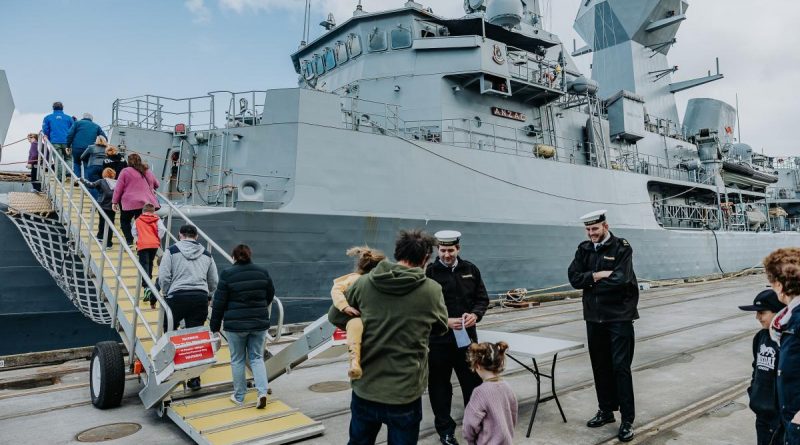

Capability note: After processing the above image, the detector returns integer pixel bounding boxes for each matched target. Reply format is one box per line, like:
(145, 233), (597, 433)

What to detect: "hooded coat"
(329, 260), (448, 404)
(158, 239), (218, 297)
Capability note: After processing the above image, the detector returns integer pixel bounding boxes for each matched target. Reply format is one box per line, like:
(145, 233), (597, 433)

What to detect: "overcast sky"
(2, 0), (798, 168)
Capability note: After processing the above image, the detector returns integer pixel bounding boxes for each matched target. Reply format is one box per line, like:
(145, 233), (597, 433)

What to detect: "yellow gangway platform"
(34, 138), (327, 444)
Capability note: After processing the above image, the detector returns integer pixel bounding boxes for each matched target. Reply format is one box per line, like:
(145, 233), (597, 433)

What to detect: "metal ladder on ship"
(35, 136), (342, 445)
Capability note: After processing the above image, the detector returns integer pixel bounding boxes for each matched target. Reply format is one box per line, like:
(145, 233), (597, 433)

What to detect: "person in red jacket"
(132, 203), (166, 308)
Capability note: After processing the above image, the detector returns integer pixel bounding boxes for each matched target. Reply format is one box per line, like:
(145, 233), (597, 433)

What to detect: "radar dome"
(486, 0), (523, 28)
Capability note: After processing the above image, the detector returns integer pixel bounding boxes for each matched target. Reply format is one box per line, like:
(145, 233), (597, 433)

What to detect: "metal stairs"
(34, 137), (336, 445)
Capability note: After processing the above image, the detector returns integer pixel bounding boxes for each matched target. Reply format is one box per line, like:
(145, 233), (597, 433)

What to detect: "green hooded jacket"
(328, 260), (448, 404)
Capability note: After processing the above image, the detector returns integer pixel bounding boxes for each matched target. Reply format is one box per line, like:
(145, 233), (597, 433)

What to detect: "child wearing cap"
(740, 289), (786, 445)
(330, 247), (385, 380)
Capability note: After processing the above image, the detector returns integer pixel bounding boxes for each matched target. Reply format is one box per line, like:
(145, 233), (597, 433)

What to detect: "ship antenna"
(300, 0), (311, 46)
(736, 93), (742, 142)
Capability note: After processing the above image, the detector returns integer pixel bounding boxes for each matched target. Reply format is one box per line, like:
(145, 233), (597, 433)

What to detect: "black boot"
(439, 433), (459, 445)
(187, 377), (202, 391)
(618, 421), (634, 442)
(586, 410), (616, 428)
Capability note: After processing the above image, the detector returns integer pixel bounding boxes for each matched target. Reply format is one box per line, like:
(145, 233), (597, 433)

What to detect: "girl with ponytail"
(330, 246), (386, 380)
(463, 341), (519, 444)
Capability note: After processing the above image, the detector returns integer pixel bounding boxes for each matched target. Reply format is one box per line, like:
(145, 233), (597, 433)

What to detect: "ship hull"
(185, 209), (796, 323)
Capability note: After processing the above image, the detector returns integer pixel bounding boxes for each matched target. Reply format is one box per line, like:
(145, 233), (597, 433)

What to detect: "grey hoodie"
(158, 239), (218, 297)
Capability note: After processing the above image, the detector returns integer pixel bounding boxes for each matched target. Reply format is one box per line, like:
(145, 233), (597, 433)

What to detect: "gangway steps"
(39, 169), (327, 444)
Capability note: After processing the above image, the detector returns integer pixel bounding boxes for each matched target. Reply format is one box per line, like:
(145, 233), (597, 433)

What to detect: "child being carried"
(330, 246), (385, 380)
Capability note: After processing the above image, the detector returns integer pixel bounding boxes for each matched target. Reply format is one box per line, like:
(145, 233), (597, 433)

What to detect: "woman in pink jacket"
(112, 153), (160, 246)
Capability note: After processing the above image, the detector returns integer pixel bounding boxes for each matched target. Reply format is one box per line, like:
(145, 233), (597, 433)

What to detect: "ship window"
(324, 48), (336, 70)
(302, 60), (315, 80)
(368, 27), (387, 52)
(391, 25), (412, 49)
(347, 33), (362, 57)
(313, 54), (325, 74)
(335, 41), (349, 64)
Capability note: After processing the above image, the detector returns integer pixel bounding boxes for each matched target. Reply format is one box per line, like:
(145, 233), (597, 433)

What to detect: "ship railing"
(208, 90), (268, 128)
(506, 45), (565, 90)
(621, 152), (701, 183)
(112, 94), (215, 131)
(653, 202), (721, 229)
(154, 192), (284, 342)
(340, 97), (401, 135)
(770, 216), (800, 232)
(37, 135), (174, 362)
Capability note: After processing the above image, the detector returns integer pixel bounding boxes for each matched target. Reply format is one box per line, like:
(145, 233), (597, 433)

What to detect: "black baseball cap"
(739, 289), (785, 313)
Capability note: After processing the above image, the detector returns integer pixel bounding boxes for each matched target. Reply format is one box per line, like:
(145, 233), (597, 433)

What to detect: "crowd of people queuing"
(27, 100), (800, 445)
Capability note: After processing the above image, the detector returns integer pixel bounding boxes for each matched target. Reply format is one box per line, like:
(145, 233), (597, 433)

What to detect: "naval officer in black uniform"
(567, 210), (639, 442)
(426, 230), (489, 445)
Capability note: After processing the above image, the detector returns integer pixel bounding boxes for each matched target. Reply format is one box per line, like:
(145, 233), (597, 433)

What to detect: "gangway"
(31, 136), (341, 444)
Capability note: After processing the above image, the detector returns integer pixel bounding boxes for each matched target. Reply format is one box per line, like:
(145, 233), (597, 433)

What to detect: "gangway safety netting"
(6, 209), (112, 324)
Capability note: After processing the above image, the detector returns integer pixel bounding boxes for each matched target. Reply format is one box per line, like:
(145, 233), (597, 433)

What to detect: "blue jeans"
(225, 330), (269, 402)
(348, 392), (422, 445)
(72, 148), (86, 178)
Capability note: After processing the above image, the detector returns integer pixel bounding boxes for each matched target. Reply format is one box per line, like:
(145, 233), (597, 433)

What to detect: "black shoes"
(618, 421), (634, 442)
(439, 433), (459, 445)
(586, 410), (616, 428)
(187, 377), (202, 391)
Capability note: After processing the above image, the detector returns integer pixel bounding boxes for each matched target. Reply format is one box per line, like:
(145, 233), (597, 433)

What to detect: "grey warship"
(21, 0), (800, 323)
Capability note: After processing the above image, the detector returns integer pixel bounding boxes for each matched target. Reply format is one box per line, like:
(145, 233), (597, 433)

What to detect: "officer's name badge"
(461, 274), (473, 279)
(603, 256), (615, 260)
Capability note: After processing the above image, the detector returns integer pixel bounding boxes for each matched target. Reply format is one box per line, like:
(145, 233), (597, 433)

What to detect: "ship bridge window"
(368, 27), (388, 52)
(335, 41), (349, 65)
(391, 25), (412, 49)
(347, 33), (362, 57)
(313, 54), (325, 74)
(323, 47), (336, 70)
(302, 60), (315, 80)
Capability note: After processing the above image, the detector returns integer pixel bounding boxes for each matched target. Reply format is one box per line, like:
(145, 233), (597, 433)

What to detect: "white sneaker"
(257, 395), (268, 409)
(229, 394), (243, 406)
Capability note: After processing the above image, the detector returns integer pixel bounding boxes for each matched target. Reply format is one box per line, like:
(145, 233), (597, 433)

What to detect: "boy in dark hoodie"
(82, 168), (117, 248)
(740, 289), (786, 445)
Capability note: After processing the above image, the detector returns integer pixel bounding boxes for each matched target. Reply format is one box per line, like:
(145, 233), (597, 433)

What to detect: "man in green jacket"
(329, 229), (448, 445)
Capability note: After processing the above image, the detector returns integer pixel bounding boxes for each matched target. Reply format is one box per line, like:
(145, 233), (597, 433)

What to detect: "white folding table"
(477, 329), (584, 438)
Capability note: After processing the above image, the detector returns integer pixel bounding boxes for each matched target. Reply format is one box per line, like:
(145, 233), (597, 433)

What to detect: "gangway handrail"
(154, 191), (284, 342)
(38, 136), (175, 346)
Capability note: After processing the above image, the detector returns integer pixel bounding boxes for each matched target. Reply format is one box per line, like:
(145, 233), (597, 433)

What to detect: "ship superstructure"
(100, 0), (796, 321)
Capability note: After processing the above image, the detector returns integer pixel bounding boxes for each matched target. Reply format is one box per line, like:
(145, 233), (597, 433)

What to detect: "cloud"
(186, 0), (212, 23)
(2, 110), (48, 172)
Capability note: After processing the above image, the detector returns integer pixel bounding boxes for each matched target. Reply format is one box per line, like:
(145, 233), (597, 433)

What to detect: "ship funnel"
(486, 0), (523, 28)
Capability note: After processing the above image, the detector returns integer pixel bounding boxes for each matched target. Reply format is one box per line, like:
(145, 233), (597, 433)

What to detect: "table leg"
(526, 358), (542, 438)
(550, 353), (567, 423)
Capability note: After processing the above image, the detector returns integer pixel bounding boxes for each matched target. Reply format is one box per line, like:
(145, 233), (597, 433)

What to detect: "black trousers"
(119, 208), (142, 245)
(586, 321), (636, 422)
(97, 209), (116, 247)
(138, 248), (158, 302)
(428, 340), (483, 436)
(756, 415), (782, 445)
(30, 164), (41, 192)
(163, 292), (208, 332)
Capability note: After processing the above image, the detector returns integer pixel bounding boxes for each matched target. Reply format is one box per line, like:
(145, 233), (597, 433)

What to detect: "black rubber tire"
(89, 341), (125, 409)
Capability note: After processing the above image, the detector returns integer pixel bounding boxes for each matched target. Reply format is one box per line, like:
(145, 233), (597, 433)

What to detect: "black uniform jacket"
(567, 232), (639, 323)
(426, 257), (490, 344)
(749, 329), (780, 419)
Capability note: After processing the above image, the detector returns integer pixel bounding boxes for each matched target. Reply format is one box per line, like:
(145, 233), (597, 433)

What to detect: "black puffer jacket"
(567, 232), (639, 323)
(210, 262), (275, 332)
(426, 257), (489, 344)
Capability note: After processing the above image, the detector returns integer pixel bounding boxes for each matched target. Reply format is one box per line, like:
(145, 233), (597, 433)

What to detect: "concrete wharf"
(0, 274), (767, 444)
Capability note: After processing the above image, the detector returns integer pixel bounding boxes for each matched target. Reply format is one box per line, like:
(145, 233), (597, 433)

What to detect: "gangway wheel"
(90, 341), (126, 409)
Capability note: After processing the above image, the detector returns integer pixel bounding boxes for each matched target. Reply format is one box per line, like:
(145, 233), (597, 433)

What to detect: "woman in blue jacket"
(765, 248), (800, 445)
